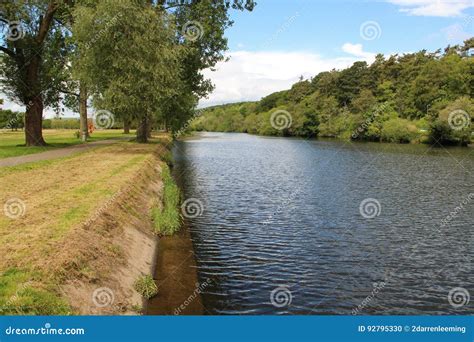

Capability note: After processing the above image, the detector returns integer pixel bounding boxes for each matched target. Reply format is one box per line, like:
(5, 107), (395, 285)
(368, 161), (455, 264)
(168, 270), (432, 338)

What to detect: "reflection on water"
(172, 132), (473, 315)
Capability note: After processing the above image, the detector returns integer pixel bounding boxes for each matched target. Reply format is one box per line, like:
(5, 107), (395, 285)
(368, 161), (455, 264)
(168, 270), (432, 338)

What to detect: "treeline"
(193, 40), (474, 146)
(0, 0), (255, 146)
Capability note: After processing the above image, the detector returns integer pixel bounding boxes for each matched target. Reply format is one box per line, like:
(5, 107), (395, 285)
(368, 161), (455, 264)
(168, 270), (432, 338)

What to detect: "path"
(0, 139), (125, 168)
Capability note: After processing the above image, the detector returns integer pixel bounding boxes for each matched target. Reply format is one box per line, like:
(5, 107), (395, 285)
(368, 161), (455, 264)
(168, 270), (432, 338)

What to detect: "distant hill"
(192, 39), (473, 146)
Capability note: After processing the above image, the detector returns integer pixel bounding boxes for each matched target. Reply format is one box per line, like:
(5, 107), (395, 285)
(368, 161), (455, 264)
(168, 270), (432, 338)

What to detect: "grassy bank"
(0, 129), (135, 159)
(151, 162), (181, 236)
(0, 134), (176, 314)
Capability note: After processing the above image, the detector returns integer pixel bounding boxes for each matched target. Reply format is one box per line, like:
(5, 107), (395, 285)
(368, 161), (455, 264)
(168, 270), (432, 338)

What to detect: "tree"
(73, 0), (182, 143)
(0, 0), (73, 146)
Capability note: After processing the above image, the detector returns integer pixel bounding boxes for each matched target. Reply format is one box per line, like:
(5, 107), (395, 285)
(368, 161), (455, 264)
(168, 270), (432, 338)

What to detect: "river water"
(172, 132), (473, 315)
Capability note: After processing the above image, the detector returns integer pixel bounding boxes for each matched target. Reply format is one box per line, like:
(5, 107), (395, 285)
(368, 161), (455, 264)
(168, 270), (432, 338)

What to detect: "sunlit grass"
(0, 129), (135, 159)
(0, 141), (158, 314)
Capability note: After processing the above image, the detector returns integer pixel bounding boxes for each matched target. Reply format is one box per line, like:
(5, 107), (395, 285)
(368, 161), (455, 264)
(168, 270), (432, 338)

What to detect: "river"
(172, 132), (473, 315)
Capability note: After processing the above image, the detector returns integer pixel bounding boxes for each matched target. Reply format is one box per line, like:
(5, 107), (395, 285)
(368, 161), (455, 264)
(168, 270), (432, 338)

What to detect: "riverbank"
(0, 134), (202, 315)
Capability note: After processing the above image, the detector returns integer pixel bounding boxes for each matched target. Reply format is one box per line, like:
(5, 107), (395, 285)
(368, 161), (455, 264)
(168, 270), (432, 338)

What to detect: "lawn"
(0, 129), (136, 159)
(0, 137), (165, 314)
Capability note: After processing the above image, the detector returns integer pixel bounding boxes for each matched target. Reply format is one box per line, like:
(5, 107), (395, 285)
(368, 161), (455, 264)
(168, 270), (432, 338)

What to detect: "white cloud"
(342, 43), (377, 59)
(388, 0), (474, 17)
(199, 48), (376, 107)
(442, 23), (472, 42)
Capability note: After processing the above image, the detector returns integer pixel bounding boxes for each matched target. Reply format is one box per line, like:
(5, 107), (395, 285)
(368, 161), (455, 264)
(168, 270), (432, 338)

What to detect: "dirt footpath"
(0, 139), (123, 167)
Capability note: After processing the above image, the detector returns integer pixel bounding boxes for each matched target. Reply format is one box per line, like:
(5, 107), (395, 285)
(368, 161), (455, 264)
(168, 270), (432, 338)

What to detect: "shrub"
(428, 97), (473, 146)
(134, 275), (158, 299)
(381, 119), (417, 143)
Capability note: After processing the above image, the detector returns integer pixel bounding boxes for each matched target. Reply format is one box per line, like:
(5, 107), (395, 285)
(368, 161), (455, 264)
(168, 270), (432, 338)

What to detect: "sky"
(1, 0), (473, 116)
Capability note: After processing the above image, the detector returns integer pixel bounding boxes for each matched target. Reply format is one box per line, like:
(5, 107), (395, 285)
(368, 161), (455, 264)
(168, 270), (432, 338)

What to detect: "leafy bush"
(381, 119), (417, 143)
(428, 97), (473, 146)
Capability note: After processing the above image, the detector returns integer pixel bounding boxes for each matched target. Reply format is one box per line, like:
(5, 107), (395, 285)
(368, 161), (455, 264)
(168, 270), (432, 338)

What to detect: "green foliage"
(381, 119), (417, 143)
(50, 118), (80, 130)
(134, 275), (158, 299)
(196, 41), (473, 145)
(152, 164), (181, 235)
(0, 110), (24, 130)
(428, 96), (473, 145)
(0, 268), (70, 315)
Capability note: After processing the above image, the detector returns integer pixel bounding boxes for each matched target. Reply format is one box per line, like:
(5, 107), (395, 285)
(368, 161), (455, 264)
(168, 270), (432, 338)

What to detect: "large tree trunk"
(23, 2), (59, 146)
(136, 115), (148, 143)
(147, 120), (152, 138)
(123, 118), (131, 134)
(79, 84), (88, 142)
(25, 95), (46, 146)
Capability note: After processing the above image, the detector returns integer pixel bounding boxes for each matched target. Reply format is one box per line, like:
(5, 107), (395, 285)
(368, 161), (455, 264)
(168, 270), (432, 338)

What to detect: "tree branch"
(0, 46), (16, 58)
(58, 88), (79, 97)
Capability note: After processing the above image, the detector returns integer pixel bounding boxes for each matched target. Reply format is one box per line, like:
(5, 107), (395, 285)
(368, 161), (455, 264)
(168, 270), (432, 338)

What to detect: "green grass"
(134, 275), (158, 299)
(0, 268), (70, 315)
(151, 163), (181, 235)
(0, 129), (135, 159)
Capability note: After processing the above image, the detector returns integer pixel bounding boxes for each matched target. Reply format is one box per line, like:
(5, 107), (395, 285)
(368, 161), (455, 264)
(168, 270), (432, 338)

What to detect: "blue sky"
(1, 0), (473, 115)
(226, 0), (473, 56)
(200, 0), (473, 107)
